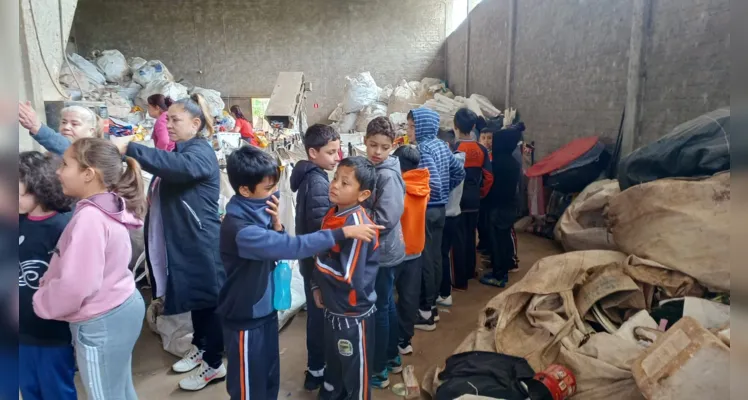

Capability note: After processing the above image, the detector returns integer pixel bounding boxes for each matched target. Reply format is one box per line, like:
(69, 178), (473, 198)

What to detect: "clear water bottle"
(273, 260), (292, 311)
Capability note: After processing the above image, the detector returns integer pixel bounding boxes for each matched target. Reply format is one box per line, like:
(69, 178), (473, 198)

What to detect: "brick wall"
(448, 0), (730, 157)
(72, 0), (449, 124)
(638, 0), (731, 146)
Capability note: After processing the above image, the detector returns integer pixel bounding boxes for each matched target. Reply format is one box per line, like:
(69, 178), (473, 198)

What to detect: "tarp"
(608, 172), (730, 292)
(526, 136), (600, 178)
(617, 108), (730, 191)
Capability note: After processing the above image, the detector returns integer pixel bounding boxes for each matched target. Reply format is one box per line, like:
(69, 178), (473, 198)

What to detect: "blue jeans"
(373, 267), (395, 374)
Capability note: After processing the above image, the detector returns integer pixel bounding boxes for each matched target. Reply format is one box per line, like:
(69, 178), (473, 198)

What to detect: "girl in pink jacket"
(33, 138), (147, 399)
(147, 94), (176, 151)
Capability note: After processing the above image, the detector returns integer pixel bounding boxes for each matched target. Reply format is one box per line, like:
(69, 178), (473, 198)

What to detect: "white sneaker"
(172, 345), (204, 373)
(436, 295), (453, 307)
(178, 361), (227, 391)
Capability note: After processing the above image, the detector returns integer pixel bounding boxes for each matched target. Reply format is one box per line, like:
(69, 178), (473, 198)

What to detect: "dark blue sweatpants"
(223, 318), (280, 400)
(19, 344), (77, 400)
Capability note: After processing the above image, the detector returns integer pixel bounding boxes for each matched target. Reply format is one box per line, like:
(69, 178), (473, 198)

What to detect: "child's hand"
(342, 224), (385, 242)
(265, 195), (282, 231)
(312, 288), (324, 308)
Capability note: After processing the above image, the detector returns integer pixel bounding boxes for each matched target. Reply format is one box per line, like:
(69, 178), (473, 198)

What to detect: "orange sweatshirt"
(401, 168), (431, 257)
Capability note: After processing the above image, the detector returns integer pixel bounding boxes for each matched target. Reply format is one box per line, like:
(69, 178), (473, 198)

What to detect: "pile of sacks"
(58, 49), (225, 127)
(328, 72), (456, 134)
(424, 110), (732, 400)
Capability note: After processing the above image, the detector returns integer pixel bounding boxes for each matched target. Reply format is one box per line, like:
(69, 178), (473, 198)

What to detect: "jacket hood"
(290, 160), (327, 192)
(225, 192), (280, 228)
(76, 192), (143, 229)
(376, 155), (401, 175)
(411, 108), (440, 144)
(492, 122), (525, 155)
(402, 168), (431, 197)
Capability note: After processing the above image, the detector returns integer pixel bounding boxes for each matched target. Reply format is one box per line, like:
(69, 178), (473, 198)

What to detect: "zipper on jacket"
(181, 200), (203, 230)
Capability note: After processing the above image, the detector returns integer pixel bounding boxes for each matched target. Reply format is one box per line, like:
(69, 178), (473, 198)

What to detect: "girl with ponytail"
(114, 93), (227, 391)
(33, 137), (146, 399)
(147, 94), (177, 151)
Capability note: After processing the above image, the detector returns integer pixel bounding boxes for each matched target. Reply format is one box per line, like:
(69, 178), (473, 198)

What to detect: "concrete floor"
(84, 233), (561, 399)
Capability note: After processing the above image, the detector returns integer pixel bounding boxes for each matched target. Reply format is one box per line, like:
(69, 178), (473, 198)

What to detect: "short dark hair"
(19, 151), (74, 212)
(226, 146), (280, 193)
(437, 128), (456, 145)
(365, 116), (396, 141)
(392, 145), (420, 172)
(338, 156), (377, 192)
(304, 124), (340, 155)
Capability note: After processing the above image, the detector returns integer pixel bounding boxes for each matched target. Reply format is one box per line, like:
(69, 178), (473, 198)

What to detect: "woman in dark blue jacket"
(116, 94), (226, 392)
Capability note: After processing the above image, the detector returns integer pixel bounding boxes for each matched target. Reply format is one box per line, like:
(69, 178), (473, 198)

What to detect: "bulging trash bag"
(342, 72), (379, 113)
(95, 50), (129, 83)
(190, 87), (225, 116)
(127, 57), (147, 74)
(617, 108), (730, 191)
(133, 60), (174, 86)
(67, 53), (107, 86)
(137, 80), (188, 109)
(355, 102), (388, 132)
(388, 80), (419, 115)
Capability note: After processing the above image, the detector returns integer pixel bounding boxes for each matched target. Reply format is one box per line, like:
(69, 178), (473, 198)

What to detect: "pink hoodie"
(153, 112), (175, 151)
(33, 193), (144, 323)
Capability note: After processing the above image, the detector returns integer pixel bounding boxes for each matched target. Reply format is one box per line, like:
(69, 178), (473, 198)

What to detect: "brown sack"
(608, 173), (730, 292)
(554, 179), (620, 251)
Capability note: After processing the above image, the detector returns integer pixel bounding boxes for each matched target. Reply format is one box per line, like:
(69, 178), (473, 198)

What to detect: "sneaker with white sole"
(414, 313), (436, 331)
(398, 339), (413, 355)
(178, 361), (226, 391)
(436, 295), (452, 307)
(172, 345), (204, 373)
(432, 307), (440, 322)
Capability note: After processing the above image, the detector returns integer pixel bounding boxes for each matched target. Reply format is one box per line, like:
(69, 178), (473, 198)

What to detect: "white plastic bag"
(190, 87), (225, 116)
(342, 72), (379, 113)
(388, 80), (419, 115)
(133, 60), (173, 86)
(146, 299), (194, 357)
(67, 53), (107, 86)
(95, 50), (129, 83)
(59, 63), (101, 92)
(127, 57), (147, 74)
(379, 84), (394, 104)
(138, 80), (189, 108)
(355, 102), (388, 132)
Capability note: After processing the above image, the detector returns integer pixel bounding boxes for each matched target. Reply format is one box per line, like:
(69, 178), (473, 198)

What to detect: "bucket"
(533, 364), (576, 400)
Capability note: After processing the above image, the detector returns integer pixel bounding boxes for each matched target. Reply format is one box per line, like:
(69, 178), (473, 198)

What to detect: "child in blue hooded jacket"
(406, 108), (465, 333)
(217, 146), (381, 400)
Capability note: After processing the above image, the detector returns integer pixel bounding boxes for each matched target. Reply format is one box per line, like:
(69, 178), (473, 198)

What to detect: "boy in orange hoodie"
(388, 145), (430, 362)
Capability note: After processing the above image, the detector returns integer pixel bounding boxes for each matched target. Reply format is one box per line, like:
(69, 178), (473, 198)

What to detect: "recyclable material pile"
(58, 49), (225, 135)
(328, 72), (503, 138)
(423, 109), (731, 400)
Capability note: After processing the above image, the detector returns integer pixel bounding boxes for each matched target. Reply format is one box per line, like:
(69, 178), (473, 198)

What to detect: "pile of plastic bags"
(57, 49), (226, 130)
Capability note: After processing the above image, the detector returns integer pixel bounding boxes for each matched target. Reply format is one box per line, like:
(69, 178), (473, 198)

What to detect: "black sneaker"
(398, 339), (413, 355)
(414, 313), (436, 331)
(432, 307), (440, 322)
(304, 371), (324, 391)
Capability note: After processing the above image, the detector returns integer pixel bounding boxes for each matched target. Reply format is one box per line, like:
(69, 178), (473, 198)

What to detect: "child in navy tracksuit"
(311, 156), (381, 400)
(18, 151), (77, 400)
(217, 147), (380, 400)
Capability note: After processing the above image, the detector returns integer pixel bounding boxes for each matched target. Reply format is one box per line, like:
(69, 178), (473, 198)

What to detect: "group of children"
(17, 100), (521, 400)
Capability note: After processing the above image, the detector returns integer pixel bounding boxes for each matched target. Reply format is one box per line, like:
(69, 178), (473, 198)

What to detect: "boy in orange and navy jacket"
(389, 145), (430, 359)
(311, 156), (381, 400)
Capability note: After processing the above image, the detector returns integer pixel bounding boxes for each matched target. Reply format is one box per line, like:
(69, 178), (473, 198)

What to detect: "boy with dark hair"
(453, 109), (494, 293)
(19, 151), (77, 400)
(363, 117), (406, 388)
(480, 122), (525, 288)
(389, 145), (430, 359)
(407, 108), (465, 332)
(435, 129), (466, 308)
(218, 146), (380, 400)
(311, 156), (380, 400)
(290, 123), (341, 389)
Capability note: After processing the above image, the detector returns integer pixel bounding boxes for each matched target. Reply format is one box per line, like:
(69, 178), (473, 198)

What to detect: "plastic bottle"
(273, 260), (292, 311)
